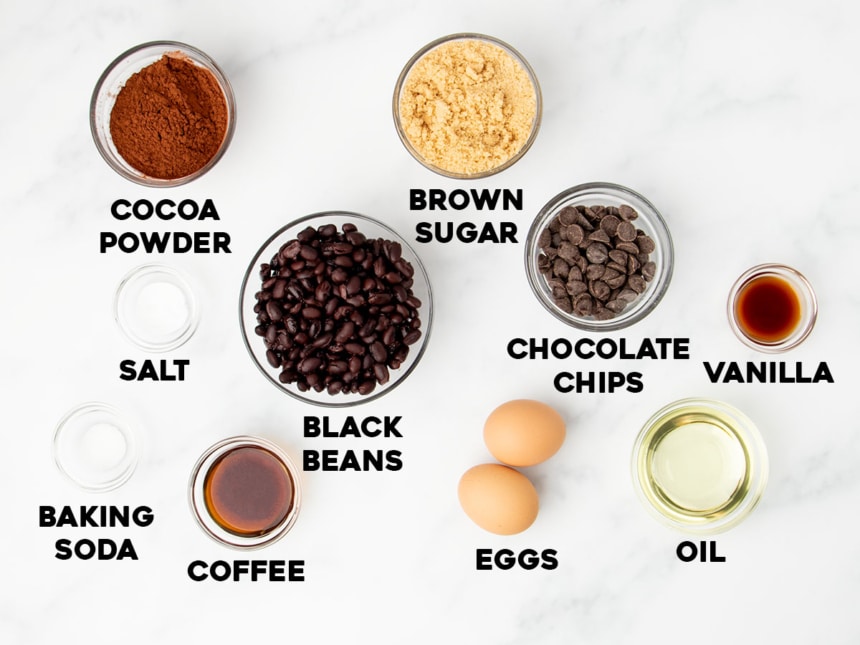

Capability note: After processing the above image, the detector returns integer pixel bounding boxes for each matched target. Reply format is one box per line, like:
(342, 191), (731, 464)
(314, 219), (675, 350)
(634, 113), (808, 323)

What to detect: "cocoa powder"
(110, 54), (228, 180)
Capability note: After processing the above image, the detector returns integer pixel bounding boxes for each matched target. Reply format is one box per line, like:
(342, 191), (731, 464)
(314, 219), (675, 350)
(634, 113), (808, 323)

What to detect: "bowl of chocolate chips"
(525, 183), (673, 331)
(240, 212), (433, 407)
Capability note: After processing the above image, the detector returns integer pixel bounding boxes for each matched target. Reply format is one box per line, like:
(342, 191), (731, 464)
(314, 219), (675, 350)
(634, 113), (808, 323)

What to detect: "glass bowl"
(189, 436), (302, 550)
(727, 263), (817, 353)
(240, 212), (433, 407)
(52, 402), (138, 492)
(525, 182), (674, 331)
(393, 33), (542, 179)
(632, 398), (768, 534)
(90, 40), (236, 186)
(114, 263), (200, 352)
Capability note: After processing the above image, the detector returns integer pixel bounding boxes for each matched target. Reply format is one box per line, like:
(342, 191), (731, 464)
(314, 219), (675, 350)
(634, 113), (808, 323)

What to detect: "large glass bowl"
(240, 212), (433, 407)
(525, 182), (674, 331)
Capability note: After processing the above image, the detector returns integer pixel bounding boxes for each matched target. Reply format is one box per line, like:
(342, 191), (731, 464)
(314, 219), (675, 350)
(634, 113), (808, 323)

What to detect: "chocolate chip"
(618, 204), (638, 221)
(585, 242), (609, 264)
(617, 221), (637, 242)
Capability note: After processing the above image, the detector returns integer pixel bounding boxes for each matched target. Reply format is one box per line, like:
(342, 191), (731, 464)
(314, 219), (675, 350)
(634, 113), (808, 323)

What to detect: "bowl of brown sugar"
(394, 33), (542, 179)
(90, 41), (236, 186)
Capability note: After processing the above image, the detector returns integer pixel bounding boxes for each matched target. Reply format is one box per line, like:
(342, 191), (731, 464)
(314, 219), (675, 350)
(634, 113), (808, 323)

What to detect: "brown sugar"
(109, 54), (229, 180)
(398, 38), (538, 176)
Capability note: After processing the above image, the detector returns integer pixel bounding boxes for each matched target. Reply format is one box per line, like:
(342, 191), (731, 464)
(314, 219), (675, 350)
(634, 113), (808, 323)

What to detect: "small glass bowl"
(525, 182), (674, 331)
(90, 41), (236, 186)
(189, 436), (302, 550)
(52, 402), (138, 492)
(632, 398), (768, 535)
(240, 212), (433, 407)
(114, 264), (200, 352)
(727, 263), (817, 353)
(393, 33), (542, 179)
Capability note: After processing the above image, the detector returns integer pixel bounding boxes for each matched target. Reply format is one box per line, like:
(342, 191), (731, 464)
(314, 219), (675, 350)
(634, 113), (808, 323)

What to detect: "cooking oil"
(633, 399), (768, 533)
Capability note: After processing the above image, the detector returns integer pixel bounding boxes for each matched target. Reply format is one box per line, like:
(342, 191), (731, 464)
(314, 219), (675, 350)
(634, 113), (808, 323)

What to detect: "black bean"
(280, 240), (302, 260)
(335, 321), (355, 343)
(299, 356), (322, 373)
(374, 363), (390, 384)
(345, 342), (365, 355)
(403, 329), (422, 345)
(395, 258), (414, 278)
(266, 300), (283, 321)
(383, 326), (396, 346)
(346, 231), (366, 245)
(369, 341), (387, 363)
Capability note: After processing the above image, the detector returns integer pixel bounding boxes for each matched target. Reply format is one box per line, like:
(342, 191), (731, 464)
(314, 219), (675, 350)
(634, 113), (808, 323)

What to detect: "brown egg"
(483, 399), (566, 467)
(458, 463), (539, 535)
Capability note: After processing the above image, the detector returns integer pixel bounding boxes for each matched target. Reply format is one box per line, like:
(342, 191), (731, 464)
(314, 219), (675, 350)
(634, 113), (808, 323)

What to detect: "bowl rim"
(52, 401), (138, 492)
(114, 262), (200, 353)
(726, 262), (818, 353)
(525, 181), (674, 331)
(631, 397), (769, 534)
(392, 32), (543, 179)
(188, 435), (302, 550)
(90, 39), (236, 187)
(239, 211), (434, 407)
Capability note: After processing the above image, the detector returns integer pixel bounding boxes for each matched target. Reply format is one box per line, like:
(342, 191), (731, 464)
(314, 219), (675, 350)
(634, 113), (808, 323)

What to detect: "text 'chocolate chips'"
(537, 204), (657, 320)
(254, 223), (423, 396)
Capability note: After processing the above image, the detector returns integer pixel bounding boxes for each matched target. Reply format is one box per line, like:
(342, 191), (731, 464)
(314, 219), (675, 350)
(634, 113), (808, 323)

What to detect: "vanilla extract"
(703, 361), (833, 384)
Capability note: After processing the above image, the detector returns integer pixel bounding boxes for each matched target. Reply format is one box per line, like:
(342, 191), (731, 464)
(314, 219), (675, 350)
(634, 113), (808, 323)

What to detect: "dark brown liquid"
(735, 275), (801, 343)
(204, 446), (293, 537)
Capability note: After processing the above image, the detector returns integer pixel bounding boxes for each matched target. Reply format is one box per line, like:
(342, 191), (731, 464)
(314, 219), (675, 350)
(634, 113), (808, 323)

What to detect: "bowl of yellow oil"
(632, 398), (768, 534)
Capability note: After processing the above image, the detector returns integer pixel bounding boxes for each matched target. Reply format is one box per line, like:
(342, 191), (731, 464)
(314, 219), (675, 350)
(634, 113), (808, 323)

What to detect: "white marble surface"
(2, 0), (859, 643)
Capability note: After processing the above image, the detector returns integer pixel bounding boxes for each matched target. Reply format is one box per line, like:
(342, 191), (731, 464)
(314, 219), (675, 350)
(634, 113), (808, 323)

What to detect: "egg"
(458, 463), (539, 535)
(483, 399), (566, 467)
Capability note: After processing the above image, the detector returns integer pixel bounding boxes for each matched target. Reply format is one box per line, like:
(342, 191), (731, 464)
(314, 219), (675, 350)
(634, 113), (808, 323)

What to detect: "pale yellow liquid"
(651, 421), (746, 512)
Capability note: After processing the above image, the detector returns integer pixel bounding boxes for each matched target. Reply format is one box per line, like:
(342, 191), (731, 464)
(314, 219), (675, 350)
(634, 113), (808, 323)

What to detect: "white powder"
(75, 422), (128, 472)
(129, 280), (189, 338)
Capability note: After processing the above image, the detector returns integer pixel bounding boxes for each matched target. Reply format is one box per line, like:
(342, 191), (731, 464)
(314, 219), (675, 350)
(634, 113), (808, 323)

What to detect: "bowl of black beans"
(525, 182), (673, 331)
(240, 212), (433, 406)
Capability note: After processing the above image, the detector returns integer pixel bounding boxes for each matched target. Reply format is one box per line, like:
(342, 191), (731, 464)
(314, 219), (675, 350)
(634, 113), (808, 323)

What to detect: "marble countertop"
(2, 0), (859, 643)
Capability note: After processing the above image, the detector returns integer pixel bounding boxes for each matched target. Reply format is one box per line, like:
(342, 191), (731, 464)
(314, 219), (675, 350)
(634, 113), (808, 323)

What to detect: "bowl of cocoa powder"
(90, 41), (236, 186)
(525, 183), (674, 331)
(240, 212), (433, 407)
